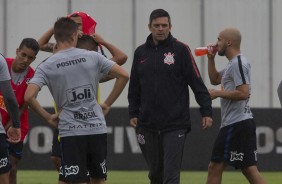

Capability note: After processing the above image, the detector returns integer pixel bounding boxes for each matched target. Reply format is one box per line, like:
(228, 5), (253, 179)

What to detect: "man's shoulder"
(135, 43), (146, 51)
(173, 39), (190, 50)
(232, 54), (250, 67)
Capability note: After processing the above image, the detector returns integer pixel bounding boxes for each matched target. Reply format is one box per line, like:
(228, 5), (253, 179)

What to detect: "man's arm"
(92, 33), (127, 65)
(37, 27), (55, 53)
(93, 33), (128, 83)
(24, 84), (59, 127)
(100, 64), (129, 115)
(0, 80), (20, 128)
(207, 45), (221, 85)
(0, 80), (21, 142)
(4, 103), (28, 130)
(209, 84), (250, 100)
(127, 50), (141, 124)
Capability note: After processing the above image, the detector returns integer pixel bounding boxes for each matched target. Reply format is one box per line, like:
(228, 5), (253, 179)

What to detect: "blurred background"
(1, 0), (281, 108)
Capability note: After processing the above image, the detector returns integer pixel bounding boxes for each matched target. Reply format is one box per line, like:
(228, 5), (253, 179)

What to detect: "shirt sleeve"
(28, 66), (48, 88)
(95, 52), (115, 75)
(182, 44), (213, 118)
(232, 59), (250, 87)
(128, 49), (141, 119)
(0, 55), (11, 81)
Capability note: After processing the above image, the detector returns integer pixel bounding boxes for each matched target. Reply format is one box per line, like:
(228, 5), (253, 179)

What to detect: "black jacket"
(128, 33), (212, 132)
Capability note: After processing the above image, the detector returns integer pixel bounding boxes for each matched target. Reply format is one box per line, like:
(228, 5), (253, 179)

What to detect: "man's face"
(216, 33), (228, 56)
(149, 17), (171, 44)
(14, 46), (36, 72)
(70, 16), (83, 31)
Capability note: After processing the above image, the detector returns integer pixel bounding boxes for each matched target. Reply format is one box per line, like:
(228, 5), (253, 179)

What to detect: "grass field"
(17, 170), (282, 184)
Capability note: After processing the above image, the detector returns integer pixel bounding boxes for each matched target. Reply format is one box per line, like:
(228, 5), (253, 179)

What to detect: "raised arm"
(37, 27), (55, 53)
(207, 45), (221, 85)
(92, 33), (127, 65)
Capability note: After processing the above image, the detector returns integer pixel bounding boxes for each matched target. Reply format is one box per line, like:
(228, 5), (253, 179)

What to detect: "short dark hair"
(76, 35), (98, 51)
(54, 17), (78, 43)
(149, 9), (171, 26)
(19, 38), (40, 54)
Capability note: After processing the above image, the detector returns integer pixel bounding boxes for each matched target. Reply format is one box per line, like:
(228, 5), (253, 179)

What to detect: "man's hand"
(6, 127), (21, 143)
(208, 88), (219, 100)
(4, 119), (12, 131)
(130, 117), (138, 128)
(202, 116), (213, 129)
(207, 43), (217, 60)
(47, 113), (60, 128)
(100, 103), (111, 116)
(91, 33), (106, 45)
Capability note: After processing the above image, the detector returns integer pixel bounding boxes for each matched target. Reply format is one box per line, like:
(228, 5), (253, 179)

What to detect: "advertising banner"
(19, 108), (282, 171)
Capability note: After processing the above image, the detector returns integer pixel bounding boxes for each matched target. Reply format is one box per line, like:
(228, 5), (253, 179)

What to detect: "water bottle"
(194, 47), (209, 56)
(194, 46), (217, 57)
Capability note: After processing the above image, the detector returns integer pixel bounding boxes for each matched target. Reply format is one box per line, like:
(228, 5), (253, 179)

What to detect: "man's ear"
(148, 24), (151, 32)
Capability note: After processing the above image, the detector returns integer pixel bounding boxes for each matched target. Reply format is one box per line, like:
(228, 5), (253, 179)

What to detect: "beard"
(218, 44), (227, 56)
(218, 50), (225, 56)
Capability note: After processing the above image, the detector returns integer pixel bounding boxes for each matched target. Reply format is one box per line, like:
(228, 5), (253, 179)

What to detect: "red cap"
(68, 11), (97, 35)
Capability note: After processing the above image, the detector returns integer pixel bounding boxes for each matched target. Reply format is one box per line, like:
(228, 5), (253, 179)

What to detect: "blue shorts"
(7, 141), (23, 159)
(211, 119), (258, 169)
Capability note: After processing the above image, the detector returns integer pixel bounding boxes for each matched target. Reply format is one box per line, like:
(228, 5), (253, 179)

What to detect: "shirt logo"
(139, 58), (147, 64)
(26, 78), (32, 84)
(136, 134), (145, 145)
(230, 151), (244, 162)
(59, 165), (79, 176)
(164, 52), (175, 65)
(66, 84), (94, 105)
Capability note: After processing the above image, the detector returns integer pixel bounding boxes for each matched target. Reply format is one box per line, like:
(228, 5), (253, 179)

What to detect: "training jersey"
(220, 54), (253, 128)
(0, 58), (34, 141)
(0, 55), (11, 134)
(29, 47), (115, 137)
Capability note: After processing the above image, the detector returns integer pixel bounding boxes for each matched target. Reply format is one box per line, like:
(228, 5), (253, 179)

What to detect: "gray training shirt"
(0, 55), (11, 134)
(219, 54), (253, 128)
(29, 47), (115, 137)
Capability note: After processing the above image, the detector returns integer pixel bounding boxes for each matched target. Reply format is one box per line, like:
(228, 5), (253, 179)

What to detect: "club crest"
(164, 52), (175, 65)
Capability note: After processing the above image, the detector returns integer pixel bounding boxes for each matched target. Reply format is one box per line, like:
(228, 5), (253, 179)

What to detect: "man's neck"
(226, 49), (241, 60)
(11, 60), (23, 73)
(56, 42), (75, 52)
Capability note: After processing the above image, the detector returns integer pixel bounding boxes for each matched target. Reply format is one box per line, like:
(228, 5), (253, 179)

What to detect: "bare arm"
(24, 84), (59, 127)
(92, 33), (127, 66)
(37, 27), (55, 53)
(206, 44), (221, 85)
(100, 64), (129, 115)
(4, 103), (28, 130)
(209, 84), (250, 100)
(99, 74), (116, 83)
(207, 57), (221, 85)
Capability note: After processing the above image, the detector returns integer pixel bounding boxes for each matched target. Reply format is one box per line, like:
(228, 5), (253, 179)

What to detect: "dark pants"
(136, 127), (187, 184)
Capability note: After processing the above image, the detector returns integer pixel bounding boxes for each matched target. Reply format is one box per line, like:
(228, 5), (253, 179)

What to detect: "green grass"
(17, 170), (282, 184)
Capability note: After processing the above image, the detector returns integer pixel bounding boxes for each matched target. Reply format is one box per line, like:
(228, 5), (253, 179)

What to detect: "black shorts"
(7, 141), (24, 159)
(0, 133), (11, 174)
(59, 134), (107, 183)
(51, 128), (61, 158)
(211, 119), (258, 169)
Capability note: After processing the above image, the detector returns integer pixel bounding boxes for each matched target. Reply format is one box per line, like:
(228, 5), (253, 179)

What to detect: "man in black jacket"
(128, 9), (213, 184)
